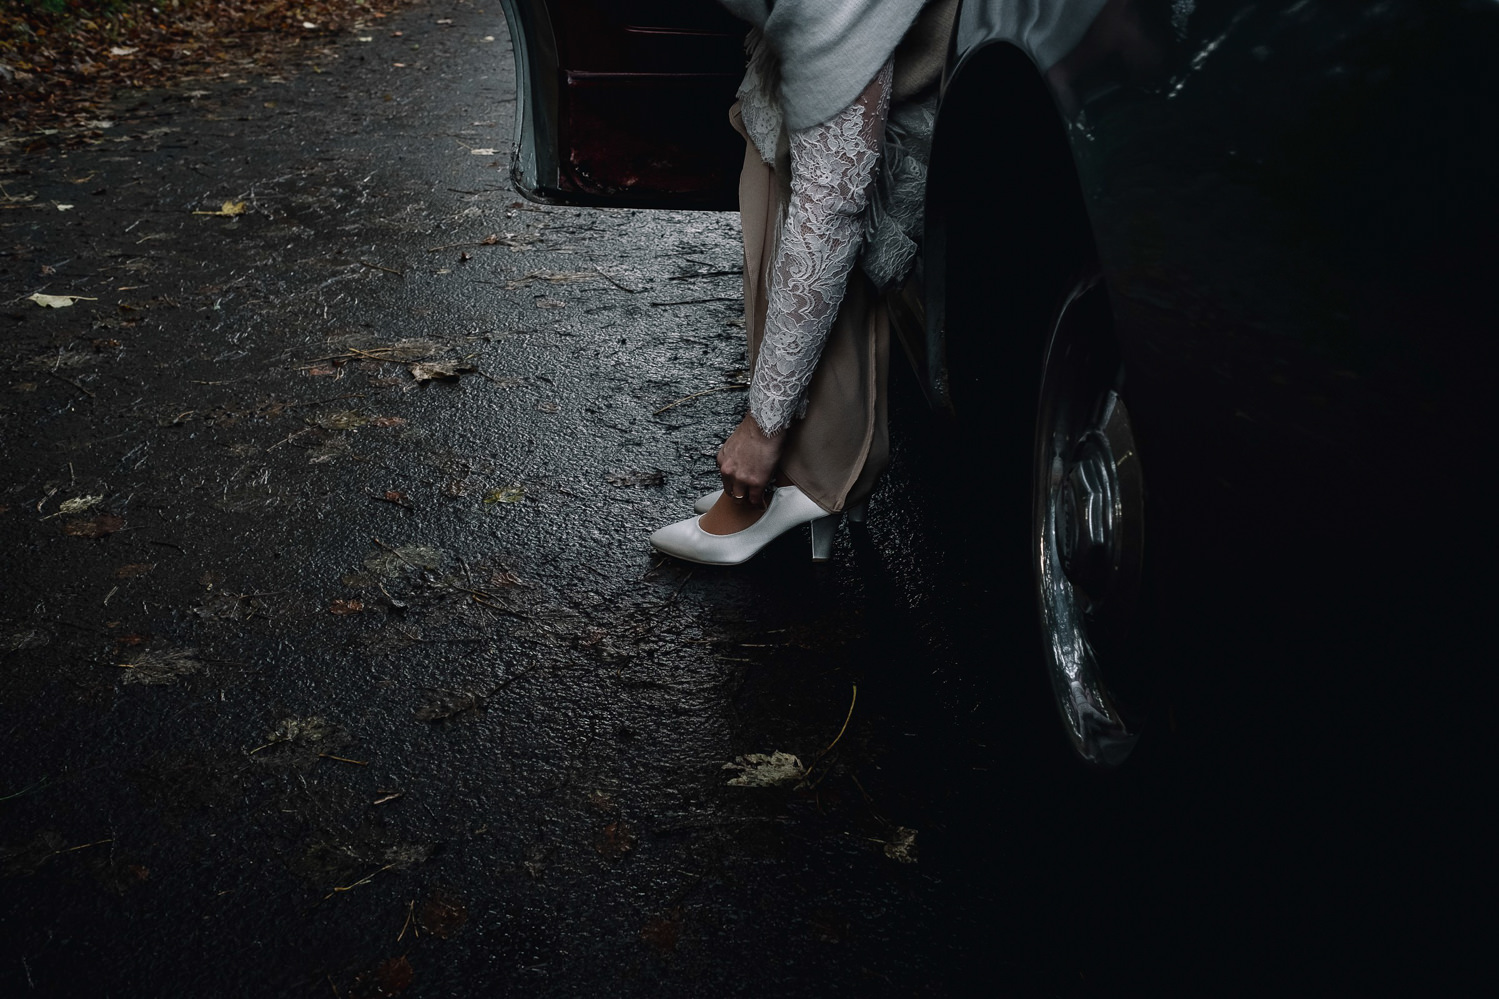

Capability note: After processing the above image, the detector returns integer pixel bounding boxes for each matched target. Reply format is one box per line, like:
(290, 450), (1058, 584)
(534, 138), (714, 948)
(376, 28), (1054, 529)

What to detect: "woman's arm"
(718, 62), (892, 507)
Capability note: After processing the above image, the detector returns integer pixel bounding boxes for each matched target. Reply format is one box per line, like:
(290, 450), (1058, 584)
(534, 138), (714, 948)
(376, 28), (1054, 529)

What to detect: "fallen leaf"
(28, 292), (97, 308)
(883, 826), (919, 864)
(57, 494), (103, 514)
(114, 563), (154, 579)
(314, 409), (369, 431)
(359, 544), (448, 579)
(503, 269), (594, 291)
(417, 891), (468, 938)
(5, 629), (49, 652)
(408, 360), (475, 382)
(368, 416), (407, 428)
(329, 599), (364, 615)
(112, 632), (150, 650)
(257, 716), (351, 757)
(191, 200), (247, 217)
(723, 751), (806, 787)
(595, 820), (637, 860)
(108, 46), (137, 56)
(414, 691), (485, 722)
(482, 485), (524, 505)
(640, 909), (683, 955)
(349, 955), (414, 999)
(62, 513), (124, 538)
(118, 647), (202, 685)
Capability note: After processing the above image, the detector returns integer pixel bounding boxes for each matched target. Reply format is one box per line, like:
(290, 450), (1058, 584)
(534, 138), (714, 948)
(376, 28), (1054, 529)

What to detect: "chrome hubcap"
(1034, 280), (1144, 767)
(1057, 438), (1116, 602)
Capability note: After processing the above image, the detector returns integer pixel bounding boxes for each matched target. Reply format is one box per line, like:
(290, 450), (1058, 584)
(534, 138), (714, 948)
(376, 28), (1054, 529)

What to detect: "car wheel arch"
(924, 39), (1101, 422)
(924, 39), (1154, 765)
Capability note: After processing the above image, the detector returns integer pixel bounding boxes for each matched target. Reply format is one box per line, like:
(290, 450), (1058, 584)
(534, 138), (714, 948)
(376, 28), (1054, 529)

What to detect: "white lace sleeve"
(748, 61), (892, 437)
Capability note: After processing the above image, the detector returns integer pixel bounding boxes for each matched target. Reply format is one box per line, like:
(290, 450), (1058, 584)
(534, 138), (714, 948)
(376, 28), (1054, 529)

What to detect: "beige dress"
(727, 3), (951, 514)
(731, 79), (892, 515)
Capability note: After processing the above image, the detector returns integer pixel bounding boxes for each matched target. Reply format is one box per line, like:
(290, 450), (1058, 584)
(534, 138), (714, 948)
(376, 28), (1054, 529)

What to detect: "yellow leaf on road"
(192, 200), (247, 217)
(483, 485), (524, 505)
(28, 293), (97, 308)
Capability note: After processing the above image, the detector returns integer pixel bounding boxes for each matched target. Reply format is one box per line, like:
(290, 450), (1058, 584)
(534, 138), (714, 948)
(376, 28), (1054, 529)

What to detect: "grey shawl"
(717, 0), (930, 130)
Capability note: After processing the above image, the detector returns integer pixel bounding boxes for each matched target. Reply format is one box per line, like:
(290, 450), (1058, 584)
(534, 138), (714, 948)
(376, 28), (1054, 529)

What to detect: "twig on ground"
(667, 269), (742, 281)
(594, 265), (642, 293)
(648, 296), (742, 306)
(47, 369), (95, 399)
(653, 383), (747, 415)
(803, 684), (858, 787)
(664, 569), (695, 609)
(322, 863), (397, 901)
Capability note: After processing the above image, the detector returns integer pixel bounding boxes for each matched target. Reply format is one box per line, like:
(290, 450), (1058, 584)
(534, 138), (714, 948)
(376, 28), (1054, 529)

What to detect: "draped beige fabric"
(732, 102), (891, 514)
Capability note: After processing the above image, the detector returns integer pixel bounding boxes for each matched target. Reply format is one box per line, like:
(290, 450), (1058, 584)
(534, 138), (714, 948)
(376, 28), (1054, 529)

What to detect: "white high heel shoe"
(692, 488), (867, 524)
(651, 485), (840, 565)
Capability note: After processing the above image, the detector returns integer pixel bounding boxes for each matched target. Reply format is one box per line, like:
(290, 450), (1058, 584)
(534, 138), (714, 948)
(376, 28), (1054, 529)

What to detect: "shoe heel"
(845, 499), (868, 525)
(809, 515), (837, 562)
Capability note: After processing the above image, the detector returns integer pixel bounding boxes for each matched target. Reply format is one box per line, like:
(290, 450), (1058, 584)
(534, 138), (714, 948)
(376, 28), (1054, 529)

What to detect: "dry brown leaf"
(62, 513), (124, 538)
(595, 820), (637, 860)
(417, 891), (468, 939)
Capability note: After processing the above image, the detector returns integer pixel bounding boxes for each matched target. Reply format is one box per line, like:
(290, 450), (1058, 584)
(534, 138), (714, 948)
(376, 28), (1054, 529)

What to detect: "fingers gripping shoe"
(652, 485), (838, 565)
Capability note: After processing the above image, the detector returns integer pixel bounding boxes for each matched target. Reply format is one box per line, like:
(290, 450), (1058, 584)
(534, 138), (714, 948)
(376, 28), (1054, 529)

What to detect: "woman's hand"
(717, 413), (784, 508)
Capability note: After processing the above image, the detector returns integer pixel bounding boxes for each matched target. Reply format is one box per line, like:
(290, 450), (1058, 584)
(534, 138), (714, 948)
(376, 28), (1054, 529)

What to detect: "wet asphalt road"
(0, 3), (1465, 996)
(0, 6), (1019, 994)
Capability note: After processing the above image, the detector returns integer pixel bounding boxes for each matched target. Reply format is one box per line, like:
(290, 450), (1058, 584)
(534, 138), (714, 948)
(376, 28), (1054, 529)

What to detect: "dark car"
(496, 0), (1495, 773)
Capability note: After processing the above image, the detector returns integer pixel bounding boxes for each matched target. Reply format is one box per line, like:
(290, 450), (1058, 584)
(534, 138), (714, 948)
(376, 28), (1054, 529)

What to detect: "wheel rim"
(1033, 276), (1144, 767)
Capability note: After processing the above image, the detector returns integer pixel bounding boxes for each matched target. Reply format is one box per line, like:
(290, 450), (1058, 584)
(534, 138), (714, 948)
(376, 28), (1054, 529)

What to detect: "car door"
(498, 0), (746, 210)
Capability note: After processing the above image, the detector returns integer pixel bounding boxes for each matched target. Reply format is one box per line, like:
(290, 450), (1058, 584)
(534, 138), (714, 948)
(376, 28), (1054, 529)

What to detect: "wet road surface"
(0, 3), (1461, 996)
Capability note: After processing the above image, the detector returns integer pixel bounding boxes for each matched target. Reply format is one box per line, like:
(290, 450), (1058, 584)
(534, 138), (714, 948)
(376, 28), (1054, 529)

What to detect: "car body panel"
(939, 0), (1495, 503)
(498, 0), (744, 208)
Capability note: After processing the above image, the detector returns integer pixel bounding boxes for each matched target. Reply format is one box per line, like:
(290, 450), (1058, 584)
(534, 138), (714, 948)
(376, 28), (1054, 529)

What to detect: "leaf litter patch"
(414, 689), (487, 723)
(116, 647), (204, 685)
(4, 627), (51, 653)
(250, 715), (356, 765)
(297, 337), (502, 388)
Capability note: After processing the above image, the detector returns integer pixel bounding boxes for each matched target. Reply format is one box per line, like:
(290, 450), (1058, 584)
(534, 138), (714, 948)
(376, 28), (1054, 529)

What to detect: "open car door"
(498, 0), (746, 210)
